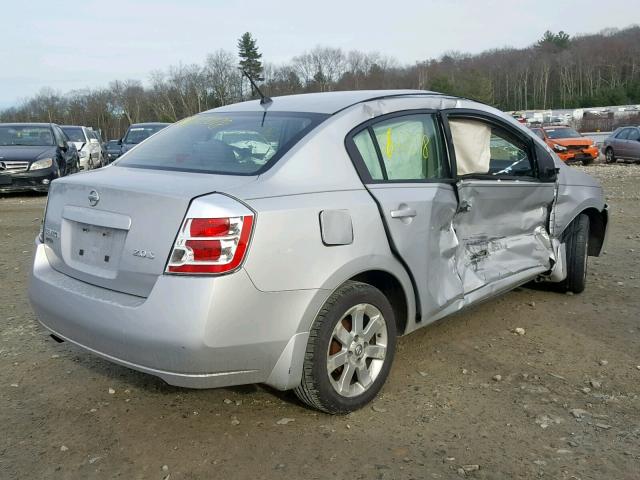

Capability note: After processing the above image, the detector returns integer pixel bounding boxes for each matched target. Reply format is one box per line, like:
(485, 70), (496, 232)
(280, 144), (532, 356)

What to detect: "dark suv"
(0, 123), (79, 193)
(119, 122), (170, 154)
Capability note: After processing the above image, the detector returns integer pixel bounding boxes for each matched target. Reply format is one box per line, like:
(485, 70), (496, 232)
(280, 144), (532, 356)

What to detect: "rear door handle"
(390, 207), (417, 219)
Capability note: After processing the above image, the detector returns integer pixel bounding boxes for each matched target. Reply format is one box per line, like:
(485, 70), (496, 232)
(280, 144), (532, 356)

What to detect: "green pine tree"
(237, 32), (263, 97)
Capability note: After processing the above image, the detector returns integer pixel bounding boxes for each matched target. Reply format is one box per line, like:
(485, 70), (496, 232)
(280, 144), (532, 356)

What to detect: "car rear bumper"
(0, 169), (56, 193)
(29, 241), (325, 390)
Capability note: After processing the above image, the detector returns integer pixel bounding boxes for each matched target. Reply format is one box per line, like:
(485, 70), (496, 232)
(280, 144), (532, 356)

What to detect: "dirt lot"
(1, 164), (639, 480)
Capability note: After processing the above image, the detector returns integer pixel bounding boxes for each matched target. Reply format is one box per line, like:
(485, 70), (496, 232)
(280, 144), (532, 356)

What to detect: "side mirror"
(60, 142), (68, 151)
(117, 138), (123, 145)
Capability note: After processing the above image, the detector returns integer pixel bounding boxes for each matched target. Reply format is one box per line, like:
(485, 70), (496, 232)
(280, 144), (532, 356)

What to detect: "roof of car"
(209, 90), (443, 115)
(61, 125), (90, 129)
(130, 122), (171, 127)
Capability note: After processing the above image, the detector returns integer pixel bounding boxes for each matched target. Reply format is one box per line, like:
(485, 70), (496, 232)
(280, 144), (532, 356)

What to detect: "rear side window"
(117, 112), (327, 175)
(350, 113), (448, 181)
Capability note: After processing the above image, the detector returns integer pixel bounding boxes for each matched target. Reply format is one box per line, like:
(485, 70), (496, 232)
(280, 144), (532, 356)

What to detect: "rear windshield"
(116, 112), (327, 175)
(545, 128), (582, 139)
(61, 127), (86, 143)
(123, 124), (168, 144)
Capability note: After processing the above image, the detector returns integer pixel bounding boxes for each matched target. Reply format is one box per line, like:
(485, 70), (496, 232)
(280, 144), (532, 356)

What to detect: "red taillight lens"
(190, 218), (230, 237)
(185, 239), (221, 261)
(166, 216), (253, 275)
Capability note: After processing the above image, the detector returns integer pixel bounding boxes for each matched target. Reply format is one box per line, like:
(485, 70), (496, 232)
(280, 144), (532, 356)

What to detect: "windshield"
(545, 127), (582, 139)
(0, 126), (54, 146)
(116, 112), (327, 175)
(123, 125), (168, 144)
(61, 127), (85, 143)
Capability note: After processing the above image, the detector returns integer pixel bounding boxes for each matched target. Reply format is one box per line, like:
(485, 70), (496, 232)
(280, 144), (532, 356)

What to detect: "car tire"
(582, 157), (594, 166)
(559, 214), (590, 294)
(604, 147), (616, 164)
(294, 280), (397, 414)
(70, 158), (79, 175)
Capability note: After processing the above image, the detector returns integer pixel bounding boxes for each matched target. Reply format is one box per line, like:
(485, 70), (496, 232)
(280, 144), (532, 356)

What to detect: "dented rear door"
(345, 111), (464, 321)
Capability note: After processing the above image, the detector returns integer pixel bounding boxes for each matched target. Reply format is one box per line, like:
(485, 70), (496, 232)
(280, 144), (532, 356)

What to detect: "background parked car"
(603, 126), (640, 163)
(119, 122), (170, 154)
(529, 126), (598, 164)
(61, 125), (104, 170)
(0, 123), (79, 193)
(104, 139), (122, 163)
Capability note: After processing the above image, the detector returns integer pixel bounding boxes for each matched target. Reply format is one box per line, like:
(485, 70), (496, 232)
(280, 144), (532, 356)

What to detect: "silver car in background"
(603, 125), (640, 163)
(29, 91), (608, 413)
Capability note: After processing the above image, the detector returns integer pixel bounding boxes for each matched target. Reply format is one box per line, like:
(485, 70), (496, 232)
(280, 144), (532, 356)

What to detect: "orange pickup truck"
(530, 126), (599, 165)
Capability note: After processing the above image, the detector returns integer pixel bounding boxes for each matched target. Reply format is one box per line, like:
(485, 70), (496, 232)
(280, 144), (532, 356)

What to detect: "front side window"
(351, 113), (448, 181)
(449, 118), (534, 177)
(615, 129), (629, 140)
(626, 128), (640, 141)
(117, 112), (327, 175)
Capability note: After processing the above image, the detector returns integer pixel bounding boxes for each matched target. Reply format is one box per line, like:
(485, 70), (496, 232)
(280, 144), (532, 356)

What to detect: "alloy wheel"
(326, 303), (388, 398)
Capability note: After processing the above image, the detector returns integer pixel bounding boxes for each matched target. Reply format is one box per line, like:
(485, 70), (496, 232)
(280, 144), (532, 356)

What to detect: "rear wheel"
(605, 147), (616, 164)
(559, 214), (590, 294)
(294, 281), (397, 414)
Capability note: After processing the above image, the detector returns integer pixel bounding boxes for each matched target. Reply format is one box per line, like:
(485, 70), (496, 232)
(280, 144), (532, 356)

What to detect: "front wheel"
(605, 148), (616, 164)
(560, 214), (590, 294)
(294, 281), (397, 414)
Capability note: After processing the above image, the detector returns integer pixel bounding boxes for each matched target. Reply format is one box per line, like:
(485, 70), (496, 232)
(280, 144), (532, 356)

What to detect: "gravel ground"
(1, 164), (639, 479)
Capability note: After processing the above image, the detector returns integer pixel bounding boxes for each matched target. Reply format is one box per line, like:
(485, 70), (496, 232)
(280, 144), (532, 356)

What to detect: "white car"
(61, 126), (104, 170)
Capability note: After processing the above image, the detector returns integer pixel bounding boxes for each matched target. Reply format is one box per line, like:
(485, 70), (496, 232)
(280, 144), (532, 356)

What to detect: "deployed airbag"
(449, 119), (491, 175)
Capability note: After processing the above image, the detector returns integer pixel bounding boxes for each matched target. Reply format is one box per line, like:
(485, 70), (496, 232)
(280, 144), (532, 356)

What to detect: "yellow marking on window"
(422, 134), (430, 160)
(385, 128), (394, 159)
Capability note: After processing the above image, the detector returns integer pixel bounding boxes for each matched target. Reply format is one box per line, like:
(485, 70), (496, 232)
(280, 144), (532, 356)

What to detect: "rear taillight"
(166, 215), (253, 274)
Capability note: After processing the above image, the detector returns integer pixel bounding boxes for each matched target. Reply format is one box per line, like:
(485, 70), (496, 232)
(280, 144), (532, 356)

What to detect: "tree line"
(1, 27), (639, 140)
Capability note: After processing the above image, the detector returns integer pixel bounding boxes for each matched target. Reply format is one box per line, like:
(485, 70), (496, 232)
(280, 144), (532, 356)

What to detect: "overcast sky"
(0, 0), (633, 108)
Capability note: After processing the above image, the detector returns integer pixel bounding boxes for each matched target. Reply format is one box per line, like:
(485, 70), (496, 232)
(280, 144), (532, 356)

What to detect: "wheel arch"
(348, 270), (410, 336)
(561, 206), (608, 257)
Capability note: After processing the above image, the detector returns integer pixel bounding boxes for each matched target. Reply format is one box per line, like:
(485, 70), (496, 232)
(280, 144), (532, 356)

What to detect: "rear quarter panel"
(242, 190), (416, 332)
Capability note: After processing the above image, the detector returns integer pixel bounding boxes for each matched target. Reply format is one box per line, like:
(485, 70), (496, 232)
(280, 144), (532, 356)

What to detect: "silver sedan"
(29, 90), (608, 413)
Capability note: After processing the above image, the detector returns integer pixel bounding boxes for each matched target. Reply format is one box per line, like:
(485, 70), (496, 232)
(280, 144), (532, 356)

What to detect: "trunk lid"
(43, 166), (257, 297)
